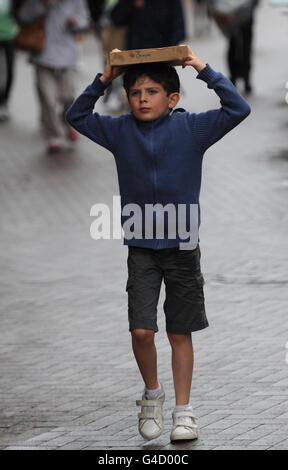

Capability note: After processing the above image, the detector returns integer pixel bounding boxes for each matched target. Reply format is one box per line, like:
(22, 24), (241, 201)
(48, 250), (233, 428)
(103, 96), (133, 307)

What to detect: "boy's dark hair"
(123, 63), (180, 96)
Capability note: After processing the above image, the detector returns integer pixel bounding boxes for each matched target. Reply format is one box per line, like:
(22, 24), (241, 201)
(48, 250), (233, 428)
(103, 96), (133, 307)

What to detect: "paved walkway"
(1, 2), (288, 450)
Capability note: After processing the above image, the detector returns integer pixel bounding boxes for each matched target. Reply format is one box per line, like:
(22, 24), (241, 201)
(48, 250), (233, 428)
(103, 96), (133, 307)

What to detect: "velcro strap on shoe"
(174, 411), (197, 419)
(138, 411), (160, 419)
(136, 399), (162, 407)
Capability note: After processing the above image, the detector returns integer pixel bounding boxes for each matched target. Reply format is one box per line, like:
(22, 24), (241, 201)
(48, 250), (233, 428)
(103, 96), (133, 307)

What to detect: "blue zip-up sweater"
(66, 64), (251, 249)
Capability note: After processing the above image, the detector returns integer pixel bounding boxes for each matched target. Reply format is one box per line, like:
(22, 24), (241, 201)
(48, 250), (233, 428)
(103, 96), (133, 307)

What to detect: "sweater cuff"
(196, 64), (220, 85)
(91, 73), (111, 95)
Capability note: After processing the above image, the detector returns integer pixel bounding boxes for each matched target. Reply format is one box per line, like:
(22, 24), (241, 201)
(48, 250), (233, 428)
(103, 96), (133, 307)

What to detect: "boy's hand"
(182, 46), (206, 73)
(100, 49), (126, 84)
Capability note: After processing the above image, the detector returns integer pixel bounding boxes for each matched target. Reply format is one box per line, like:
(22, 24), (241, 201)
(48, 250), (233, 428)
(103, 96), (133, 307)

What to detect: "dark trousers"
(0, 40), (15, 105)
(228, 17), (254, 84)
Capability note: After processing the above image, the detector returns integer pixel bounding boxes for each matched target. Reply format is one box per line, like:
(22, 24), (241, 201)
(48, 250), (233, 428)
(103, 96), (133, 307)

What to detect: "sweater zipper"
(151, 121), (160, 249)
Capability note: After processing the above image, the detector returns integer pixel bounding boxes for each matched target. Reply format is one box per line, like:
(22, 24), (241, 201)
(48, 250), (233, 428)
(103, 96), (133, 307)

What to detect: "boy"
(66, 47), (250, 442)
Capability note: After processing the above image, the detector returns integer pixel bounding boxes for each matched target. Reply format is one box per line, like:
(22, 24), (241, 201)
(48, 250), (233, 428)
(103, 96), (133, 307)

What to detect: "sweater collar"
(132, 110), (171, 128)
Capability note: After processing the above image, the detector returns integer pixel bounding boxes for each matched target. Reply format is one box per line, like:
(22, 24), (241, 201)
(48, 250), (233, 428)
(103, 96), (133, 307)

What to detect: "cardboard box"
(109, 45), (190, 67)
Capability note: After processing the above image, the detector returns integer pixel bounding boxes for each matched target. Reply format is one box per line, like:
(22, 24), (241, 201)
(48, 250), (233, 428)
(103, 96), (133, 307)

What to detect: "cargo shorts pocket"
(196, 273), (205, 287)
(195, 273), (205, 302)
(126, 277), (133, 292)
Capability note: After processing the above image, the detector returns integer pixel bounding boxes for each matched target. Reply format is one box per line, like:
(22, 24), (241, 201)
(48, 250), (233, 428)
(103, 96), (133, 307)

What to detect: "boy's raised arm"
(66, 51), (126, 152)
(99, 49), (126, 84)
(182, 46), (206, 74)
(183, 47), (251, 153)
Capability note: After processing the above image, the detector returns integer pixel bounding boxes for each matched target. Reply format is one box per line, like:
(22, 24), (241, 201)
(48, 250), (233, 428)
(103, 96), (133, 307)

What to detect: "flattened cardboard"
(109, 45), (190, 67)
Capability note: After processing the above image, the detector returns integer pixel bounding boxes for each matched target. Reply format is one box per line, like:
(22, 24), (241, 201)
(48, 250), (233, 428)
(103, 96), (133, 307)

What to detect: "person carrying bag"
(208, 0), (259, 93)
(16, 15), (45, 52)
(17, 0), (90, 153)
(208, 0), (254, 37)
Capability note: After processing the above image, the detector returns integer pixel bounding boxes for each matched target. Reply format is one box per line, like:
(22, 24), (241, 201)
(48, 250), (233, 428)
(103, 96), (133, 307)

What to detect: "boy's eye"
(130, 91), (139, 97)
(129, 89), (158, 97)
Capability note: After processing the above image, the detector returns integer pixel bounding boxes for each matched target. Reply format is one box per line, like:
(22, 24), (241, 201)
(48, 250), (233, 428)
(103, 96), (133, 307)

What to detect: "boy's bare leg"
(167, 333), (194, 405)
(131, 329), (159, 390)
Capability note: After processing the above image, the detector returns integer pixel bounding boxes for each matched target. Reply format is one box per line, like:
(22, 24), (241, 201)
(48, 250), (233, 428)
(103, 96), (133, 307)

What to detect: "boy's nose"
(140, 93), (147, 102)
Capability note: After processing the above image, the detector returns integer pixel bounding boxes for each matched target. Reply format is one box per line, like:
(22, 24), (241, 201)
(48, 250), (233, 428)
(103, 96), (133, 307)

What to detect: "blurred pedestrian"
(18, 0), (90, 153)
(86, 0), (105, 28)
(209, 0), (259, 93)
(111, 0), (186, 50)
(94, 0), (128, 112)
(0, 0), (19, 121)
(227, 0), (258, 93)
(227, 0), (259, 93)
(192, 0), (211, 37)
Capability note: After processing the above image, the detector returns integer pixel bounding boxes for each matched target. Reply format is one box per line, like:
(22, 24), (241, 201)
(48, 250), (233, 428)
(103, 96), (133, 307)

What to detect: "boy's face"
(128, 75), (180, 121)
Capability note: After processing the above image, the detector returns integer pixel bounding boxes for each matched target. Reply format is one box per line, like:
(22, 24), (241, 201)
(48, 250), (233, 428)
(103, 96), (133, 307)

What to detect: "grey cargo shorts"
(126, 244), (209, 334)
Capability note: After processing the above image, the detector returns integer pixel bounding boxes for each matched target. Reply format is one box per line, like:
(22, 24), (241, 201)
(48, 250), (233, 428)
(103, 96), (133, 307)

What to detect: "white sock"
(173, 404), (193, 413)
(173, 404), (193, 423)
(145, 384), (162, 400)
(174, 403), (192, 411)
(143, 384), (162, 413)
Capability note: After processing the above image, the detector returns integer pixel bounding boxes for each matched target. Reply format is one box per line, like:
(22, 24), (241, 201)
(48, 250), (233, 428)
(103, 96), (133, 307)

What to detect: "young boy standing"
(66, 47), (250, 442)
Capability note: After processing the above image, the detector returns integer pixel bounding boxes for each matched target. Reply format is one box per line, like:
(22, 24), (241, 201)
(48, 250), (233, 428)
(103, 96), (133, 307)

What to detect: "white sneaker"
(136, 384), (165, 440)
(170, 411), (198, 442)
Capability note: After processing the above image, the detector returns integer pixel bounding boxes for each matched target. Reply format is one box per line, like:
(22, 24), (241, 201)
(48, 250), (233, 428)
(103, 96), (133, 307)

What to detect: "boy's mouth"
(139, 107), (151, 113)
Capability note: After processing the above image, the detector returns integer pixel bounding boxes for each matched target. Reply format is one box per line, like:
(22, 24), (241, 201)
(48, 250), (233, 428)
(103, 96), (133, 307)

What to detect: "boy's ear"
(168, 92), (180, 110)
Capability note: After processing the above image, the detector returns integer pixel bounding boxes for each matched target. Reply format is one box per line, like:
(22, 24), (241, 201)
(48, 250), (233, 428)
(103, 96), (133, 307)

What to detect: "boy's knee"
(131, 328), (155, 344)
(167, 332), (192, 346)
